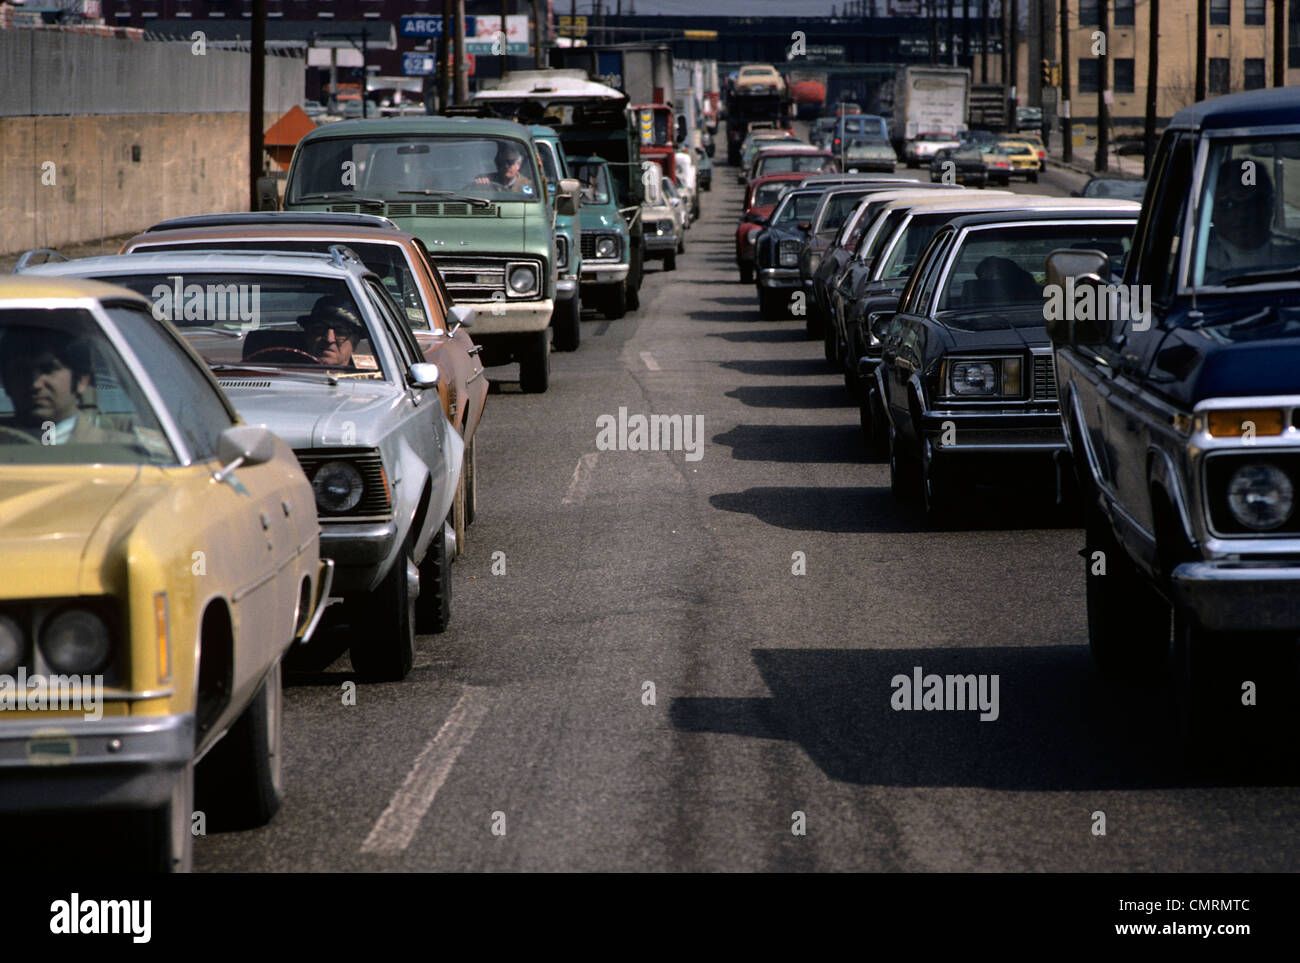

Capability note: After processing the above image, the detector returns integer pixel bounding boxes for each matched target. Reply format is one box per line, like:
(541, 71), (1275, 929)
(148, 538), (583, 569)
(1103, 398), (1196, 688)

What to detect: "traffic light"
(1041, 59), (1052, 86)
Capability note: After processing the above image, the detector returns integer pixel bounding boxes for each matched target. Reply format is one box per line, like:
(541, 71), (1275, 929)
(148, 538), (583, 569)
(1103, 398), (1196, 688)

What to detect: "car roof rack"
(144, 212), (398, 233)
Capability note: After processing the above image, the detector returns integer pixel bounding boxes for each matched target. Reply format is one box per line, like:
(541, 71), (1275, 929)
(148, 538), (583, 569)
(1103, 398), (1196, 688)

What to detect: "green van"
(530, 124), (583, 352)
(284, 117), (560, 392)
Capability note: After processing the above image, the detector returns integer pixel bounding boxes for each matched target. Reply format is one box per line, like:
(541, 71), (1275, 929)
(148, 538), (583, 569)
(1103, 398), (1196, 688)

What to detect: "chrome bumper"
(296, 557), (335, 644)
(644, 234), (677, 253)
(758, 267), (800, 288)
(320, 520), (398, 592)
(921, 409), (1066, 453)
(1171, 561), (1300, 632)
(580, 262), (630, 284)
(556, 277), (579, 298)
(0, 713), (194, 812)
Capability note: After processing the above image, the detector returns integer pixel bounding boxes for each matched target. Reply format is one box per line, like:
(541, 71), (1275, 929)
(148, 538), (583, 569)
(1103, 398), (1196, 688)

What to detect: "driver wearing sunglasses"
(299, 296), (366, 368)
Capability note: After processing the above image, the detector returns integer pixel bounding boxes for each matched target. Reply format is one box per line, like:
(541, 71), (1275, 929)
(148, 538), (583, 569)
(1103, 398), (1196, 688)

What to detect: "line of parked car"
(0, 88), (708, 870)
(740, 87), (1300, 769)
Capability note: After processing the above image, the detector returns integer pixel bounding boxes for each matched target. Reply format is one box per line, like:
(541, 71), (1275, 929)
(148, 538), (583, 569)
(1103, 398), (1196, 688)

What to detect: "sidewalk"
(1044, 138), (1146, 180)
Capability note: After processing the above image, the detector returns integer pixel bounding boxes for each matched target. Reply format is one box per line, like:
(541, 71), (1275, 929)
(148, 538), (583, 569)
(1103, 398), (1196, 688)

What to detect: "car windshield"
(1190, 135), (1300, 287)
(754, 182), (794, 207)
(289, 135), (542, 203)
(773, 192), (823, 226)
(0, 307), (174, 464)
(134, 240), (433, 330)
(570, 160), (611, 206)
(86, 273), (387, 377)
(758, 154), (834, 176)
(1081, 179), (1145, 200)
(817, 190), (870, 233)
(936, 223), (1134, 316)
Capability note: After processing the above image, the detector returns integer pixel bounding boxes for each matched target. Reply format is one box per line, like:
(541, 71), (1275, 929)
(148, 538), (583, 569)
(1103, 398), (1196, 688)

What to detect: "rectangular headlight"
(944, 357), (1025, 398)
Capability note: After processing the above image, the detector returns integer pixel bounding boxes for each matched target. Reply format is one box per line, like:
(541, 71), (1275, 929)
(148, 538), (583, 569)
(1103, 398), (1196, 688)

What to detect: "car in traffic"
(116, 211), (488, 556)
(929, 145), (987, 187)
(530, 124), (585, 353)
(282, 116), (561, 393)
(749, 147), (840, 185)
(734, 63), (786, 96)
(798, 185), (879, 312)
(997, 138), (1041, 182)
(1075, 176), (1147, 200)
(0, 275), (332, 871)
(1046, 87), (1300, 753)
(641, 172), (682, 271)
(569, 156), (639, 318)
(738, 128), (800, 181)
(24, 249), (462, 683)
(842, 133), (898, 173)
(753, 186), (825, 318)
(736, 172), (806, 284)
(904, 132), (961, 168)
(873, 205), (1140, 517)
(979, 144), (1015, 186)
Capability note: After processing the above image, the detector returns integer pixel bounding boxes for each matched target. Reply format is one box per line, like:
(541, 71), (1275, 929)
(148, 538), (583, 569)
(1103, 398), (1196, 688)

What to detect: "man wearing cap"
(300, 296), (366, 368)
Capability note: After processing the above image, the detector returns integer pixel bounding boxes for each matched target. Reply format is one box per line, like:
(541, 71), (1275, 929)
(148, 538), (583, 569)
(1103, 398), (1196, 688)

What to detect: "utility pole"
(1195, 0), (1206, 100)
(981, 0), (989, 81)
(1096, 0), (1108, 170)
(931, 0), (940, 66)
(1009, 0), (1019, 121)
(439, 0), (451, 111)
(534, 0), (543, 68)
(454, 0), (468, 103)
(1275, 0), (1286, 85)
(501, 0), (510, 78)
(1060, 0), (1071, 162)
(249, 0), (265, 210)
(1144, 0), (1158, 172)
(948, 0), (955, 67)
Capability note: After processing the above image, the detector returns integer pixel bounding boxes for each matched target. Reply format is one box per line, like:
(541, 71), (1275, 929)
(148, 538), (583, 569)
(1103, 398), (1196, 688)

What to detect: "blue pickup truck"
(1047, 87), (1300, 756)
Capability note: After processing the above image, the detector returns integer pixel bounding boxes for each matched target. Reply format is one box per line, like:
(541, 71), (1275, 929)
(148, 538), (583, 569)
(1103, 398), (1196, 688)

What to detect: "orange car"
(120, 211), (487, 550)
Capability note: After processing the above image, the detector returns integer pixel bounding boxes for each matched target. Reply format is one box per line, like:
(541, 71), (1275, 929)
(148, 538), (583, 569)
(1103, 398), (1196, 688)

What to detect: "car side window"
(106, 304), (235, 461)
(913, 232), (955, 315)
(364, 279), (422, 369)
(1129, 132), (1194, 302)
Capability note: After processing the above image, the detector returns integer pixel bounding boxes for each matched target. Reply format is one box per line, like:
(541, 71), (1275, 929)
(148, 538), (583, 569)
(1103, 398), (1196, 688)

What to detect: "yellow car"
(998, 138), (1042, 182)
(0, 277), (332, 871)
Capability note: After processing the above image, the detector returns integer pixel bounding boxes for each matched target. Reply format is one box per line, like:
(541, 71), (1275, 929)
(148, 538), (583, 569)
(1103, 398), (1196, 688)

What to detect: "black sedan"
(929, 146), (987, 187)
(753, 187), (826, 319)
(871, 205), (1140, 517)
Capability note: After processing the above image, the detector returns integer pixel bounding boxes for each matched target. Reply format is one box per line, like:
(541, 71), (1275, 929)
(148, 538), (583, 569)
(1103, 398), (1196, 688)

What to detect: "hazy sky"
(561, 0), (844, 15)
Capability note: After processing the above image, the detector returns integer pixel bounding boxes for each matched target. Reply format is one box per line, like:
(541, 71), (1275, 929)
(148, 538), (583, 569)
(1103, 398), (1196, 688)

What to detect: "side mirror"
(1044, 249), (1111, 345)
(868, 311), (895, 342)
(449, 304), (475, 334)
(556, 192), (579, 217)
(560, 177), (581, 197)
(213, 425), (277, 482)
(407, 361), (440, 389)
(797, 221), (812, 232)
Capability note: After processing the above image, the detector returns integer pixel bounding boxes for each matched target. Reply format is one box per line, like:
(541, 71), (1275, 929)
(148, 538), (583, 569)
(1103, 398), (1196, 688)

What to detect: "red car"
(735, 172), (806, 283)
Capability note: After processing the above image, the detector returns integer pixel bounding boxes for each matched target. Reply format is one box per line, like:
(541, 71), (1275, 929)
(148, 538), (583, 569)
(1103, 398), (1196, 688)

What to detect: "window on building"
(1077, 58), (1100, 92)
(1245, 0), (1266, 24)
(1209, 57), (1231, 94)
(1114, 58), (1135, 92)
(1079, 0), (1099, 25)
(1210, 0), (1230, 25)
(1115, 0), (1135, 26)
(1244, 57), (1267, 88)
(1292, 0), (1300, 68)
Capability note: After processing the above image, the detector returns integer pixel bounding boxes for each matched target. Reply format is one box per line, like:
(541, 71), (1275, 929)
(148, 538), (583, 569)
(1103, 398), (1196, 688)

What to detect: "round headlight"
(41, 609), (110, 674)
(0, 615), (24, 674)
(508, 266), (537, 294)
(1227, 463), (1294, 531)
(312, 461), (364, 513)
(595, 236), (617, 259)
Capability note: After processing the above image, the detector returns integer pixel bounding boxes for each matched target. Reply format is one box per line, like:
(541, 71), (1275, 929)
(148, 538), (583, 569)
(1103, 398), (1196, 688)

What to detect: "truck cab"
(530, 124), (585, 352)
(1047, 87), (1300, 756)
(283, 117), (558, 392)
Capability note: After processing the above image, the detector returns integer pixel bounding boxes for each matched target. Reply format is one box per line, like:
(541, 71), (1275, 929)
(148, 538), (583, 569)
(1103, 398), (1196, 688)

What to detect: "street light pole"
(249, 0), (265, 211)
(1096, 0), (1108, 171)
(1059, 0), (1071, 162)
(454, 0), (468, 103)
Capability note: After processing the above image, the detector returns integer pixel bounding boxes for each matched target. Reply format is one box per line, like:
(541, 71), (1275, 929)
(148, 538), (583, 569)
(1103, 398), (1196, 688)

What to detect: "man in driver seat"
(300, 296), (366, 368)
(0, 326), (120, 444)
(474, 143), (536, 195)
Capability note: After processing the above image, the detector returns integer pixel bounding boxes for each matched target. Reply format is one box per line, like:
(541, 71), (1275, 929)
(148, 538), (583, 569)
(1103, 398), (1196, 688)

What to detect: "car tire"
(518, 330), (550, 393)
(349, 539), (417, 682)
(758, 288), (785, 320)
(143, 762), (194, 873)
(920, 439), (955, 521)
(603, 283), (628, 320)
(739, 263), (753, 284)
(451, 469), (467, 558)
(1028, 171), (1039, 184)
(861, 385), (887, 458)
(414, 519), (452, 634)
(664, 250), (677, 272)
(551, 295), (581, 352)
(626, 249), (642, 310)
(196, 659), (284, 830)
(1083, 508), (1172, 680)
(823, 322), (837, 365)
(805, 305), (824, 339)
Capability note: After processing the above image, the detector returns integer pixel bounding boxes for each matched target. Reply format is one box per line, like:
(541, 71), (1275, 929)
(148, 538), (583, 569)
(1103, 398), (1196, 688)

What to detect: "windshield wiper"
(209, 364), (340, 386)
(1220, 266), (1300, 287)
(398, 189), (493, 209)
(295, 192), (387, 208)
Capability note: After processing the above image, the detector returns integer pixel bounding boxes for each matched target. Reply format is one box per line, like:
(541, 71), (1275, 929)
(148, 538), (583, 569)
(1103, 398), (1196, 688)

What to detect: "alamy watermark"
(595, 406), (704, 462)
(890, 666), (999, 722)
(150, 275), (260, 331)
(0, 668), (103, 721)
(1042, 276), (1152, 332)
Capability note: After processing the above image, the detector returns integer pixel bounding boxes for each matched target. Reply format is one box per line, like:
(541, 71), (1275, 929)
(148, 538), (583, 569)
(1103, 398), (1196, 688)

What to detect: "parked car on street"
(929, 145), (987, 187)
(904, 132), (960, 168)
(0, 275), (332, 871)
(736, 172), (806, 283)
(753, 186), (825, 318)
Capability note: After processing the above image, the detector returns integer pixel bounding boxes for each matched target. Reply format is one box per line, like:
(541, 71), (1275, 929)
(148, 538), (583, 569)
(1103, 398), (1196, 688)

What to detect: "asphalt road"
(196, 157), (1300, 873)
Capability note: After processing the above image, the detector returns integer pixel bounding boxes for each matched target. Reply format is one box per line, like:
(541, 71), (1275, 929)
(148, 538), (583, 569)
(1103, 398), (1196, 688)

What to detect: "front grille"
(293, 448), (392, 518)
(580, 233), (597, 260)
(218, 380), (272, 388)
(325, 202), (498, 217)
(1033, 354), (1057, 401)
(556, 233), (570, 271)
(429, 256), (544, 303)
